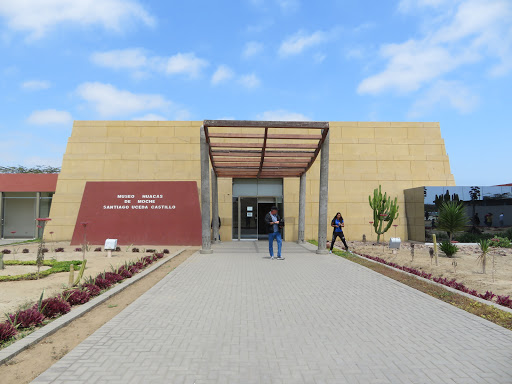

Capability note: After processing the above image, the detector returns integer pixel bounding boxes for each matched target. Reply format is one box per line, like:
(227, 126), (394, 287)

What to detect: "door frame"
(235, 195), (281, 241)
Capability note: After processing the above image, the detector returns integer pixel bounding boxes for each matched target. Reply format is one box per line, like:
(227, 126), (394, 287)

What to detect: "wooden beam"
(210, 143), (261, 148)
(266, 143), (318, 149)
(210, 142), (318, 150)
(204, 119), (329, 129)
(208, 133), (323, 140)
(212, 150), (314, 157)
(258, 127), (268, 178)
(303, 127), (329, 174)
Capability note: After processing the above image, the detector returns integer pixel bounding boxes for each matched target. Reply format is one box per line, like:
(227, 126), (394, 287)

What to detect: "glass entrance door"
(233, 196), (284, 240)
(240, 197), (258, 240)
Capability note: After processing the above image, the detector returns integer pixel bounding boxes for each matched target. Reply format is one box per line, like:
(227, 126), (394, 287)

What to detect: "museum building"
(2, 119), (452, 250)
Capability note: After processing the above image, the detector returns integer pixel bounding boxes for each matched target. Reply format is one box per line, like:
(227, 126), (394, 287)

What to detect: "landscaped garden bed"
(315, 240), (512, 330)
(0, 241), (181, 349)
(345, 240), (512, 299)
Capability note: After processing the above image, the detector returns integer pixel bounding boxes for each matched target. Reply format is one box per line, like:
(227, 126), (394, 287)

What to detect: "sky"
(0, 0), (511, 185)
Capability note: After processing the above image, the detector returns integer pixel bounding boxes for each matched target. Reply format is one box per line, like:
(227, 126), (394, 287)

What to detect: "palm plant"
(477, 239), (490, 274)
(439, 241), (458, 258)
(437, 201), (468, 242)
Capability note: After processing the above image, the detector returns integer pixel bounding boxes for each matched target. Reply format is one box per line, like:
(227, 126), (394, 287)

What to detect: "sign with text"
(71, 181), (202, 246)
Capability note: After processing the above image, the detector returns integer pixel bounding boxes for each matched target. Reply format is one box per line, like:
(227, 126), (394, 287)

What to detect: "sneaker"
(276, 256), (285, 260)
(270, 256), (274, 260)
(329, 250), (332, 254)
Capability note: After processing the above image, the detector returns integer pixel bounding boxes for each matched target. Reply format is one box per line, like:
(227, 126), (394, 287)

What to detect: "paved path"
(32, 242), (512, 384)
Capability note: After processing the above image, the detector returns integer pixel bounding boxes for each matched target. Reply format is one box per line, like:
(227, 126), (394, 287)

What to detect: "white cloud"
(76, 82), (170, 117)
(90, 48), (148, 69)
(27, 109), (72, 125)
(279, 30), (328, 57)
(164, 52), (209, 78)
(132, 113), (167, 121)
(90, 49), (209, 78)
(313, 53), (326, 64)
(238, 74), (261, 89)
(0, 0), (155, 40)
(211, 65), (235, 85)
(277, 0), (299, 12)
(409, 80), (479, 117)
(398, 0), (456, 13)
(243, 41), (264, 58)
(358, 0), (512, 95)
(21, 80), (51, 91)
(358, 40), (469, 94)
(257, 109), (311, 121)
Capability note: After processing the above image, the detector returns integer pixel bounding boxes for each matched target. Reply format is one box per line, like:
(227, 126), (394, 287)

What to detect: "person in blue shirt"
(264, 206), (284, 260)
(329, 212), (348, 253)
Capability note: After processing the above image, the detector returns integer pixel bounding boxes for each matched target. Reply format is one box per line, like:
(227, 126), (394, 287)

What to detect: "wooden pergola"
(200, 120), (330, 255)
(203, 120), (329, 178)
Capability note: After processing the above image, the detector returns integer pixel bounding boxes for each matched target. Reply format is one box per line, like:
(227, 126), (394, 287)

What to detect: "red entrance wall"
(71, 181), (202, 246)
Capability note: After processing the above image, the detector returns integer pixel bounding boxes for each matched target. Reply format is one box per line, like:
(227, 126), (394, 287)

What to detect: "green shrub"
(456, 232), (493, 243)
(437, 201), (468, 242)
(489, 236), (512, 248)
(439, 241), (459, 257)
(0, 260), (83, 282)
(504, 228), (512, 241)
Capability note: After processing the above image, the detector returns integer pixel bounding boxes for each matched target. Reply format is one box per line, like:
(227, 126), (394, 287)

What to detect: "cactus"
(0, 253), (4, 270)
(69, 264), (75, 286)
(368, 185), (399, 243)
(73, 259), (87, 286)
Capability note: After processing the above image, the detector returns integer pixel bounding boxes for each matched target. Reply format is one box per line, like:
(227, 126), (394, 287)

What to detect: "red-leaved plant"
(40, 296), (71, 318)
(82, 284), (101, 297)
(104, 272), (124, 284)
(9, 308), (45, 329)
(118, 268), (133, 279)
(0, 322), (17, 342)
(94, 277), (112, 290)
(64, 289), (91, 306)
(496, 295), (512, 307)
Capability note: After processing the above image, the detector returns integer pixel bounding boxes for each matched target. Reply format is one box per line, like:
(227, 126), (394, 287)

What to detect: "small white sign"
(247, 212), (253, 217)
(247, 206), (253, 211)
(104, 238), (118, 250)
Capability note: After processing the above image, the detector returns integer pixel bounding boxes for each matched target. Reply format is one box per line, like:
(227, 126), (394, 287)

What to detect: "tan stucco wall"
(46, 121), (455, 243)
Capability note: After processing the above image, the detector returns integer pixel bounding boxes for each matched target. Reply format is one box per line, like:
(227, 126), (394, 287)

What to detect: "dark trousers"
(330, 231), (348, 250)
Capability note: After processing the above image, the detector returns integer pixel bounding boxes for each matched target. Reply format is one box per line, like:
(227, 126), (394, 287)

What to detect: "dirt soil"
(0, 247), (197, 384)
(0, 241), (182, 315)
(341, 240), (512, 297)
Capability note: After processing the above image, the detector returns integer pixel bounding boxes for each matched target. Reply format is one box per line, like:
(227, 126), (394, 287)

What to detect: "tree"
(368, 185), (399, 243)
(434, 190), (460, 209)
(469, 186), (481, 233)
(437, 201), (468, 242)
(0, 165), (60, 174)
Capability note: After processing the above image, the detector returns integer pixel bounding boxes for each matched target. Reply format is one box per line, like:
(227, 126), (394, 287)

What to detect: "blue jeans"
(268, 231), (282, 257)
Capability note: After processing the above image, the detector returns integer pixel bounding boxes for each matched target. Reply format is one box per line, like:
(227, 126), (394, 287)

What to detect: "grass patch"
(2, 238), (39, 246)
(0, 260), (83, 282)
(308, 240), (512, 330)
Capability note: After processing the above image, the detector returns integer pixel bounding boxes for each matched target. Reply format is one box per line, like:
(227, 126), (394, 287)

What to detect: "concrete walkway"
(32, 242), (512, 384)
